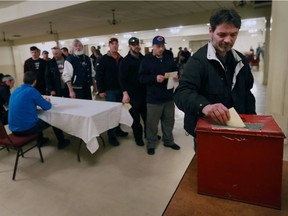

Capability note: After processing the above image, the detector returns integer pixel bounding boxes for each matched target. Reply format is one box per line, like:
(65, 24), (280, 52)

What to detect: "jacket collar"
(207, 42), (242, 64)
(206, 41), (244, 90)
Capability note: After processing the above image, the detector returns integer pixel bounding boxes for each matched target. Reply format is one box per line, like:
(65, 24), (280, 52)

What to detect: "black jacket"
(45, 57), (66, 96)
(24, 57), (47, 94)
(139, 52), (178, 104)
(0, 84), (10, 125)
(119, 52), (145, 100)
(96, 53), (123, 93)
(174, 43), (256, 136)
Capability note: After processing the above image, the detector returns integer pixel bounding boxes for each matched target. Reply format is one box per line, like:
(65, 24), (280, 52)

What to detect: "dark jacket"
(174, 43), (256, 136)
(139, 52), (178, 104)
(66, 54), (93, 87)
(0, 84), (10, 124)
(45, 57), (66, 96)
(119, 52), (145, 100)
(24, 57), (47, 94)
(96, 52), (123, 93)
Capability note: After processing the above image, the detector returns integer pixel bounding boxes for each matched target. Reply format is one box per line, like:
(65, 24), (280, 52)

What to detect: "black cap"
(128, 37), (139, 45)
(30, 46), (39, 51)
(42, 50), (49, 54)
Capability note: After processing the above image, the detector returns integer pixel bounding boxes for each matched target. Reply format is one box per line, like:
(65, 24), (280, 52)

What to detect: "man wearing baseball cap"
(42, 50), (51, 61)
(139, 36), (180, 155)
(96, 37), (128, 146)
(119, 37), (146, 146)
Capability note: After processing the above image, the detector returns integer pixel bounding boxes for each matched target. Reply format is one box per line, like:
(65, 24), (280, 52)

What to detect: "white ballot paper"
(226, 107), (246, 128)
(166, 71), (178, 90)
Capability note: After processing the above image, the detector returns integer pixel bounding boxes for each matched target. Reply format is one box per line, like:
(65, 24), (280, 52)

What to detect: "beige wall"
(267, 1), (288, 138)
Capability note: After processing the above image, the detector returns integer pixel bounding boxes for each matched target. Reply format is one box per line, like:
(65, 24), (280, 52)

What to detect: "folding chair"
(0, 122), (44, 180)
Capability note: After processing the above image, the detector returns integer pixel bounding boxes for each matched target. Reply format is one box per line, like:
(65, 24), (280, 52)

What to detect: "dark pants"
(105, 90), (122, 139)
(74, 85), (92, 100)
(129, 99), (146, 141)
(12, 119), (65, 144)
(59, 87), (70, 98)
(1, 110), (8, 125)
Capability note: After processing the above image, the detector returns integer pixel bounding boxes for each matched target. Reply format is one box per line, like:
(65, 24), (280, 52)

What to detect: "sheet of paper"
(167, 71), (178, 90)
(226, 107), (246, 128)
(123, 103), (132, 110)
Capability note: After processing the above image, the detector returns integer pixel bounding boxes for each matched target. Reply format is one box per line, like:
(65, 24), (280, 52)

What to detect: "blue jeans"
(105, 90), (122, 139)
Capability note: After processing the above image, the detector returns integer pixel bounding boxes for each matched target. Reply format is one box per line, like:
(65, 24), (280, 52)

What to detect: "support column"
(262, 16), (270, 86)
(267, 1), (288, 138)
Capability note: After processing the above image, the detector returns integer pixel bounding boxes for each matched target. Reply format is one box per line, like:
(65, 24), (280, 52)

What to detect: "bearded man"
(119, 37), (146, 146)
(62, 39), (97, 99)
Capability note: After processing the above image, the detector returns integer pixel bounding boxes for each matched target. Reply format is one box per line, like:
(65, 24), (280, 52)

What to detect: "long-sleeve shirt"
(8, 84), (51, 132)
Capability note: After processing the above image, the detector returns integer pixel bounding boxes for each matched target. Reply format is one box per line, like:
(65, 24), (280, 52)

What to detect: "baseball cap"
(42, 50), (49, 54)
(152, 36), (166, 45)
(109, 38), (118, 44)
(30, 46), (39, 51)
(128, 37), (139, 45)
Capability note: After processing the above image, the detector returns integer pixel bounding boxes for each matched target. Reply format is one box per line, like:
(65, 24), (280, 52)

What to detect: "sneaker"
(115, 130), (128, 137)
(109, 137), (120, 146)
(135, 139), (144, 146)
(164, 143), (181, 150)
(147, 148), (155, 155)
(58, 139), (70, 150)
(37, 137), (50, 147)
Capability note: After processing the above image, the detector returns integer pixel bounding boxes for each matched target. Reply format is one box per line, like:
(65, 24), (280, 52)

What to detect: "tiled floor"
(0, 65), (287, 216)
(0, 118), (195, 216)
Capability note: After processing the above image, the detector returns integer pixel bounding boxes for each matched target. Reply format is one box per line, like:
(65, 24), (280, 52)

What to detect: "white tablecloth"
(38, 97), (133, 153)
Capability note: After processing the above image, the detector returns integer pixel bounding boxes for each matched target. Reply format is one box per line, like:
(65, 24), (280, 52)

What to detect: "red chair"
(0, 122), (44, 180)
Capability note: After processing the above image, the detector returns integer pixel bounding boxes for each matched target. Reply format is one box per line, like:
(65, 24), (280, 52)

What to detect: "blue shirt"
(8, 84), (51, 132)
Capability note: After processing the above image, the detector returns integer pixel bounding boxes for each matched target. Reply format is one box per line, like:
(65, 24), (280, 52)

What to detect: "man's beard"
(130, 48), (140, 56)
(74, 50), (84, 55)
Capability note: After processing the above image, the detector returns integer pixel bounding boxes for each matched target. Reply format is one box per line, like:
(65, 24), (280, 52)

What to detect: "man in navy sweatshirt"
(139, 36), (180, 155)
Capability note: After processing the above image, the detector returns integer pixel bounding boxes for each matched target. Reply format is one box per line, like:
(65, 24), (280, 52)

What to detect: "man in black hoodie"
(139, 36), (180, 155)
(119, 37), (145, 146)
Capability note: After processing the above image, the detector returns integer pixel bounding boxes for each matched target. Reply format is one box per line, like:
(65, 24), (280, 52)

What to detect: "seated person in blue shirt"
(0, 75), (15, 125)
(8, 71), (70, 149)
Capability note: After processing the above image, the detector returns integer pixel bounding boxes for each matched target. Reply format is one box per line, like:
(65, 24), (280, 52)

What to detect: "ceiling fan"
(107, 9), (121, 25)
(47, 21), (57, 34)
(2, 31), (10, 42)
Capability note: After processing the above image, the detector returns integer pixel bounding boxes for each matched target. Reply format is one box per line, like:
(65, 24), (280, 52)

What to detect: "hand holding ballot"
(203, 104), (245, 128)
(202, 103), (230, 125)
(165, 71), (178, 89)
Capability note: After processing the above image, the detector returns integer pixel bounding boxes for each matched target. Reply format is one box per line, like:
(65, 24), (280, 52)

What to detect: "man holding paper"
(139, 35), (180, 155)
(119, 37), (146, 146)
(174, 9), (256, 148)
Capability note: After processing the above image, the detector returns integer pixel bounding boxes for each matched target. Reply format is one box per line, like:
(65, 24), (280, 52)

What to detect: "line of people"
(4, 8), (256, 156)
(5, 35), (181, 155)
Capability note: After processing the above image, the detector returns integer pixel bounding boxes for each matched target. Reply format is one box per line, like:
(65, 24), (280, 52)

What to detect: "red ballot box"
(196, 115), (285, 209)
